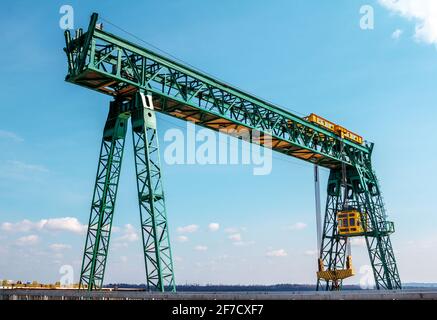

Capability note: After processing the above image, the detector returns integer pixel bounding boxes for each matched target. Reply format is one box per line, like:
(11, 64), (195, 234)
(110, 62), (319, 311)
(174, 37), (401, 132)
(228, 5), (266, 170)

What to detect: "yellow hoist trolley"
(337, 210), (367, 236)
(317, 210), (367, 285)
(305, 113), (364, 145)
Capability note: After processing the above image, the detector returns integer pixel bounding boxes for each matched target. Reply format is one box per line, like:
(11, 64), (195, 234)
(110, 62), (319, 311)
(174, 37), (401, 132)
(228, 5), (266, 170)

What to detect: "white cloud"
(41, 217), (86, 234)
(16, 234), (39, 246)
(224, 227), (239, 234)
(115, 224), (139, 242)
(177, 235), (189, 243)
(177, 224), (199, 233)
(392, 28), (403, 39)
(224, 226), (247, 234)
(7, 160), (49, 173)
(113, 242), (128, 249)
(1, 217), (86, 234)
(1, 219), (35, 232)
(287, 222), (307, 231)
(304, 250), (317, 256)
(208, 223), (220, 232)
(379, 0), (437, 45)
(0, 130), (23, 142)
(350, 238), (366, 247)
(228, 233), (242, 242)
(0, 160), (50, 181)
(49, 243), (72, 251)
(266, 249), (288, 257)
(226, 231), (253, 246)
(194, 245), (208, 251)
(233, 240), (255, 247)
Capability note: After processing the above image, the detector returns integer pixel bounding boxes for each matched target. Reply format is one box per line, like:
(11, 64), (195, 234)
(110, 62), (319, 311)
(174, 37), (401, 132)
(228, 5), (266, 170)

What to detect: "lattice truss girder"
(65, 22), (372, 169)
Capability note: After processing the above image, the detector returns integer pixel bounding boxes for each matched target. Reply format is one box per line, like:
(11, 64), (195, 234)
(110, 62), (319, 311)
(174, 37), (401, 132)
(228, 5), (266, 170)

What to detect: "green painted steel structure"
(79, 103), (128, 290)
(317, 168), (400, 290)
(78, 94), (176, 291)
(130, 94), (176, 291)
(64, 13), (401, 291)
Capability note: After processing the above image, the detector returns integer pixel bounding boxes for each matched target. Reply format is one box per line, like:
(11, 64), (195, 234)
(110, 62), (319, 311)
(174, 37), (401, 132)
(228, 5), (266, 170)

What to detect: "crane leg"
(317, 166), (401, 290)
(354, 164), (401, 290)
(317, 169), (348, 291)
(131, 93), (176, 292)
(79, 102), (129, 290)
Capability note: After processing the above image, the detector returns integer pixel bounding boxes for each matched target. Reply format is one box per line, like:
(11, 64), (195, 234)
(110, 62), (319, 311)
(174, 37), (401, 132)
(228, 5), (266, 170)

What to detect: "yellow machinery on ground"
(305, 113), (363, 145)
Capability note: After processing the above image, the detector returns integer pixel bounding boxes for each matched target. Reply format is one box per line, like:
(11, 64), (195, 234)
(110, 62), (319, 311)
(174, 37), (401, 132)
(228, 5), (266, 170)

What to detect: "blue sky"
(1, 0), (437, 286)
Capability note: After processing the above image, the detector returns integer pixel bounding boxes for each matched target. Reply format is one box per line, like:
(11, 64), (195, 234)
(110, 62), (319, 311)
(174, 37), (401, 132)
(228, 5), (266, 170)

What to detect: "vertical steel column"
(353, 164), (401, 289)
(314, 165), (322, 254)
(79, 101), (129, 290)
(317, 169), (348, 291)
(131, 93), (176, 292)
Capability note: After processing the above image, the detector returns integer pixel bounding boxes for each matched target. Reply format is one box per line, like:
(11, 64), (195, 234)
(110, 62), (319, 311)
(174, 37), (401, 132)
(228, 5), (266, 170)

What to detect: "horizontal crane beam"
(64, 13), (371, 169)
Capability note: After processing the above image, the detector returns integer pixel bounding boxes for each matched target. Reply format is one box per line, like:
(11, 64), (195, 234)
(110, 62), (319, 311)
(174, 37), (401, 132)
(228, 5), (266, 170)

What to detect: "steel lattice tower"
(317, 164), (401, 290)
(79, 93), (175, 291)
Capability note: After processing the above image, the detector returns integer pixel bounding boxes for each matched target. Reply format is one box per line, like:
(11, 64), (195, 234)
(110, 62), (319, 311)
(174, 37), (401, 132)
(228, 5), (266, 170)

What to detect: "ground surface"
(1, 289), (437, 300)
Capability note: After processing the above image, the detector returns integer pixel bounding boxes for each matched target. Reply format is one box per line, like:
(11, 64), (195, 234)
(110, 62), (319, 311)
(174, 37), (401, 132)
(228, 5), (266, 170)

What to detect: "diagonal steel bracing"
(79, 103), (129, 290)
(79, 93), (175, 291)
(64, 13), (372, 170)
(131, 93), (176, 292)
(353, 165), (401, 289)
(317, 165), (401, 291)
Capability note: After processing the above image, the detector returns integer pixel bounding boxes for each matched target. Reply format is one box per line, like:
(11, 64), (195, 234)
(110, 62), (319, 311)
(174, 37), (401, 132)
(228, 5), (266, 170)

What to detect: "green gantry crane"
(64, 13), (401, 292)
